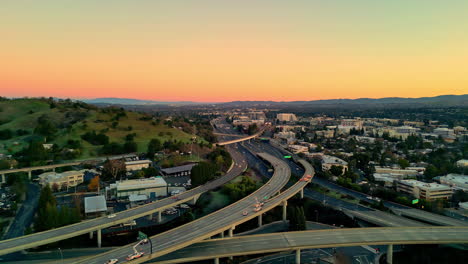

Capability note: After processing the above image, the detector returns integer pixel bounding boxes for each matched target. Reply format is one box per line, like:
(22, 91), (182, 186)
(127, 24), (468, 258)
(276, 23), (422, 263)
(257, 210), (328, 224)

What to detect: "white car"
(105, 259), (118, 264)
(107, 214), (116, 219)
(179, 204), (190, 209)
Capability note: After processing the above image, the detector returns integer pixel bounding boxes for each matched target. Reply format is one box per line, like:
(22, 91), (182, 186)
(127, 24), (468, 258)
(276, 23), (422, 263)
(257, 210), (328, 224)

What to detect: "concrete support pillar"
(89, 231), (94, 239)
(387, 245), (393, 264)
(214, 258), (219, 264)
(97, 229), (102, 248)
(258, 214), (263, 227)
(295, 249), (301, 264)
(220, 231), (224, 238)
(228, 226), (235, 237)
(157, 211), (162, 223)
(52, 168), (56, 172)
(147, 213), (153, 220)
(300, 188), (304, 199)
(28, 171), (32, 180)
(282, 200), (288, 222)
(1, 174), (5, 184)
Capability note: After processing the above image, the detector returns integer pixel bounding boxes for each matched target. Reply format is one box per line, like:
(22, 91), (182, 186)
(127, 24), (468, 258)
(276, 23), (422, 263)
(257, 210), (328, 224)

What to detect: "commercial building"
(436, 174), (468, 191)
(160, 163), (197, 177)
(108, 177), (168, 199)
(340, 119), (363, 129)
(321, 155), (348, 174)
(84, 195), (108, 218)
(374, 166), (422, 177)
(125, 160), (152, 171)
(38, 170), (85, 190)
(277, 113), (298, 122)
(395, 180), (453, 201)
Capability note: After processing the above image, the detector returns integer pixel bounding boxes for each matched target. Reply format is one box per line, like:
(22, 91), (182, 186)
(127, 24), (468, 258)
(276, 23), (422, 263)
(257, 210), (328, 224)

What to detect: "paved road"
(391, 208), (468, 226)
(148, 226), (468, 263)
(2, 184), (40, 240)
(74, 153), (292, 264)
(0, 145), (247, 256)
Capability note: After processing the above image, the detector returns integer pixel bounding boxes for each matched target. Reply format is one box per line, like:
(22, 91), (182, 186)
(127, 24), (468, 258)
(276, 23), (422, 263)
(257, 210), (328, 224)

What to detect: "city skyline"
(2, 0), (468, 102)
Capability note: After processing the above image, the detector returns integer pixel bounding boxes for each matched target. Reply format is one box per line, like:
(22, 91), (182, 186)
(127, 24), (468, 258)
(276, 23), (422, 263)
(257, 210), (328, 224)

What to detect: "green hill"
(0, 98), (203, 160)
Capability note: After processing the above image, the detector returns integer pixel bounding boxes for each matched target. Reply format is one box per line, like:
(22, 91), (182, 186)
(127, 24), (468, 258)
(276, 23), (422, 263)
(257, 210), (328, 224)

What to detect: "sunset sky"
(1, 0), (467, 102)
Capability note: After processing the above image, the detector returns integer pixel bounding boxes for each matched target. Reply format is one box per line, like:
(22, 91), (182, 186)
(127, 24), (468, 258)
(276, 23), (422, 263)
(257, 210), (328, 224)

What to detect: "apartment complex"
(38, 170), (85, 190)
(277, 113), (298, 122)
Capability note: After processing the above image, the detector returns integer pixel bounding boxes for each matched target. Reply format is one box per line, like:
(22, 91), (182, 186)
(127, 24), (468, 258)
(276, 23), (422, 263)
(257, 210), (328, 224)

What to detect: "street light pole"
(148, 238), (153, 255)
(58, 247), (63, 263)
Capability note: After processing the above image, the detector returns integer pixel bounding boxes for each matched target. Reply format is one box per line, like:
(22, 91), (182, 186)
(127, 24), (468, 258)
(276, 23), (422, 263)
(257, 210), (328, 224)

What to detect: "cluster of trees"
(247, 124), (259, 135)
(34, 185), (81, 232)
(34, 115), (58, 140)
(221, 176), (257, 201)
(101, 159), (127, 181)
(101, 133), (137, 155)
(81, 131), (109, 145)
(190, 162), (218, 186)
(133, 166), (159, 179)
(288, 204), (306, 231)
(207, 147), (232, 172)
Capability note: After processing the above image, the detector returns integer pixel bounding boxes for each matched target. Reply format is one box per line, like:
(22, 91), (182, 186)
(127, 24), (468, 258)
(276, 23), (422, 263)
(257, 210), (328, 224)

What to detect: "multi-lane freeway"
(149, 226), (468, 263)
(0, 145), (248, 256)
(75, 152), (292, 264)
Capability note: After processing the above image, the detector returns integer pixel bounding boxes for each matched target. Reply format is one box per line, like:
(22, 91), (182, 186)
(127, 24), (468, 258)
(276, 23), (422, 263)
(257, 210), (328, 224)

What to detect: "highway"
(391, 208), (468, 226)
(0, 145), (248, 256)
(74, 152), (292, 264)
(148, 226), (468, 263)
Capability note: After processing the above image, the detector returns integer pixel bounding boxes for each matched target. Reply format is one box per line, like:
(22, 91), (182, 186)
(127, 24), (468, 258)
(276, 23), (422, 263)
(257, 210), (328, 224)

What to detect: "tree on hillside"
(34, 115), (57, 140)
(288, 205), (306, 231)
(398, 158), (410, 169)
(102, 159), (127, 181)
(147, 138), (162, 158)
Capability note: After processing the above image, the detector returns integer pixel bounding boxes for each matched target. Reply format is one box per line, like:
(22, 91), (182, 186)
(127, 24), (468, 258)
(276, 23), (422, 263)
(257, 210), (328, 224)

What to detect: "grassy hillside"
(0, 98), (203, 160)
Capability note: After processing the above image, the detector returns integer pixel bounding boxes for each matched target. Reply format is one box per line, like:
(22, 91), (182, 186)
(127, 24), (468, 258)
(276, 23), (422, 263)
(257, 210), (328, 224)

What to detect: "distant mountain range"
(81, 94), (467, 108)
(222, 94), (468, 108)
(82, 98), (204, 106)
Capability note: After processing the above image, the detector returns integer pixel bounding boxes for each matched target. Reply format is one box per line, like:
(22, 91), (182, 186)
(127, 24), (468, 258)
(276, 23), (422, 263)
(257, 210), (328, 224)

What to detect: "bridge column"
(52, 167), (56, 172)
(89, 231), (94, 239)
(228, 226), (235, 237)
(28, 170), (32, 180)
(214, 258), (219, 264)
(295, 249), (301, 264)
(220, 231), (224, 238)
(258, 214), (263, 227)
(147, 213), (153, 220)
(1, 174), (5, 184)
(282, 200), (288, 222)
(300, 188), (304, 199)
(157, 211), (162, 223)
(387, 245), (393, 264)
(97, 229), (102, 248)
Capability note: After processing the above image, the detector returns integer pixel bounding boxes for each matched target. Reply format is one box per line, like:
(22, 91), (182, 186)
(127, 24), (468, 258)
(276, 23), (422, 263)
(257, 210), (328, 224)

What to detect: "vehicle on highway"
(140, 238), (148, 244)
(107, 214), (116, 219)
(242, 211), (248, 216)
(126, 252), (144, 260)
(253, 207), (262, 212)
(179, 204), (190, 209)
(122, 220), (137, 226)
(105, 259), (118, 264)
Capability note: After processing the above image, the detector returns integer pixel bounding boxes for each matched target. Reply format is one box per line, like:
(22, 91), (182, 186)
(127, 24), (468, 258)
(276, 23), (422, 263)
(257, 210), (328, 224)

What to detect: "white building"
(395, 180), (453, 201)
(277, 113), (298, 122)
(288, 145), (309, 154)
(374, 166), (421, 177)
(456, 160), (468, 168)
(108, 177), (168, 199)
(436, 174), (468, 191)
(38, 170), (85, 190)
(84, 195), (107, 217)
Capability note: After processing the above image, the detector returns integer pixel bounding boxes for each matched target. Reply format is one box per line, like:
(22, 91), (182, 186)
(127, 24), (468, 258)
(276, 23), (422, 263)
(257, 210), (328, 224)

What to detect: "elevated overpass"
(343, 209), (428, 227)
(391, 208), (468, 226)
(149, 226), (468, 264)
(0, 146), (247, 256)
(75, 152), (296, 264)
(216, 126), (267, 146)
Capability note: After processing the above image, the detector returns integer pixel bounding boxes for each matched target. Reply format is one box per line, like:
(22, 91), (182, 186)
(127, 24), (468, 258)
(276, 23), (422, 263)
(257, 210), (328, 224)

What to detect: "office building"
(395, 180), (453, 201)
